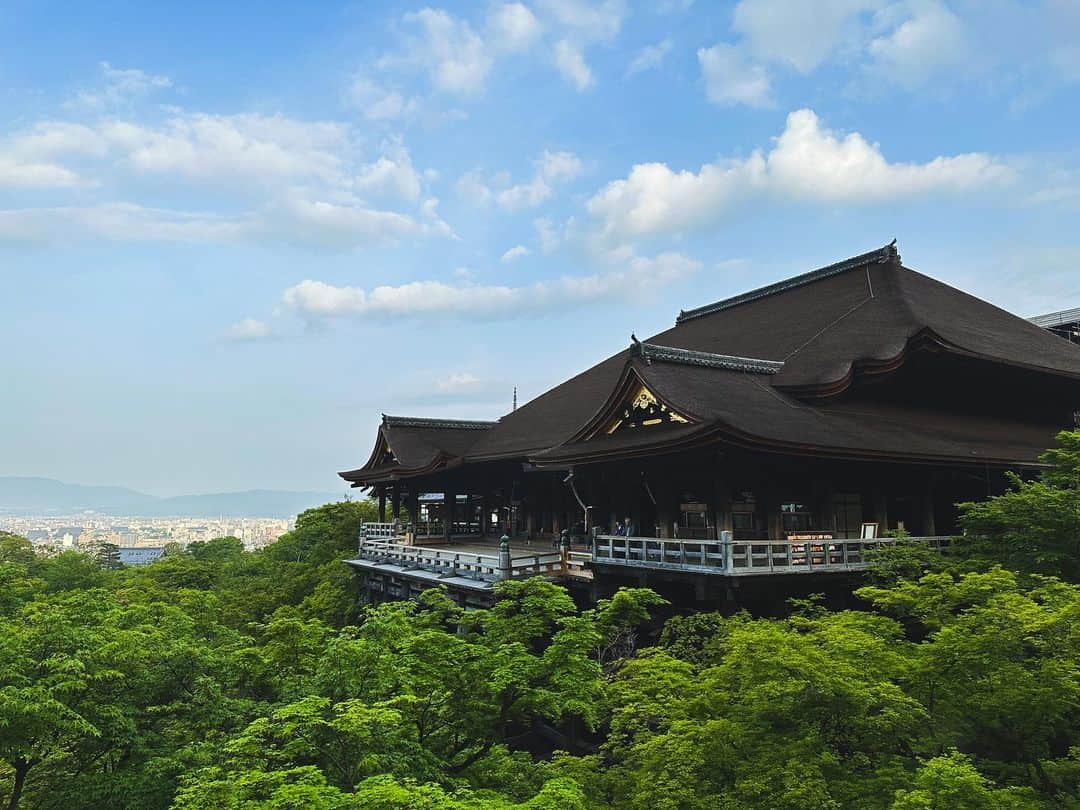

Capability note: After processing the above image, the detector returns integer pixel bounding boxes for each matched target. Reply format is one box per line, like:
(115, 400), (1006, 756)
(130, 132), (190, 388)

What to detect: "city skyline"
(1, 512), (295, 554)
(3, 1), (1080, 495)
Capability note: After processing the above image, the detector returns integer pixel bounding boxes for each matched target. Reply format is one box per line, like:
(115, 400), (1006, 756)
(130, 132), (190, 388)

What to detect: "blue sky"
(2, 0), (1079, 495)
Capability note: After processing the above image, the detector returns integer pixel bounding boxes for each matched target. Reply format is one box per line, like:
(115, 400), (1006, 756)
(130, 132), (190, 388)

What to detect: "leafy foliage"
(958, 430), (1080, 582)
(1, 452), (1079, 810)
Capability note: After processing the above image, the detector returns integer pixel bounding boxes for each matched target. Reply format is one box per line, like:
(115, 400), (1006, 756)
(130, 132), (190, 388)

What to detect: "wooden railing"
(356, 539), (569, 582)
(593, 535), (949, 576)
(410, 520), (444, 539)
(361, 522), (402, 540)
(362, 521), (486, 542)
(359, 531), (948, 579)
(593, 536), (726, 572)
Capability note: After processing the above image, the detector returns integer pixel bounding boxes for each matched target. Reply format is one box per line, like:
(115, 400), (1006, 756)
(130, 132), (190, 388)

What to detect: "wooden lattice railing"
(592, 535), (950, 576)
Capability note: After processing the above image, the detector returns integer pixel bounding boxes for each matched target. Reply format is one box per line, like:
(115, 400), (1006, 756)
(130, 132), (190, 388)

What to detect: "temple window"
(831, 493), (862, 539)
(780, 501), (816, 534)
(677, 498), (711, 539)
(732, 492), (765, 539)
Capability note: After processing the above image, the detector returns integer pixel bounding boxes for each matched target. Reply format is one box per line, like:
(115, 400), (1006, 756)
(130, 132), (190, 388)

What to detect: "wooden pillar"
(871, 488), (888, 532)
(377, 486), (387, 523)
(656, 479), (673, 539)
(713, 475), (732, 540)
(407, 491), (419, 526)
(443, 490), (455, 542)
(921, 494), (936, 536)
(764, 481), (782, 541)
(817, 476), (835, 536)
(390, 486), (400, 522)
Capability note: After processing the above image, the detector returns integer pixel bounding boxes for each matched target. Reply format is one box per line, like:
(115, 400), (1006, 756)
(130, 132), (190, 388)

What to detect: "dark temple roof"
(676, 242), (899, 324)
(339, 414), (495, 486)
(346, 243), (1080, 475)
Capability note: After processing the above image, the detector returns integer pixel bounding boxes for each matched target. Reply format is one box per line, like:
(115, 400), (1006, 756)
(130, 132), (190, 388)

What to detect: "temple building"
(341, 243), (1080, 606)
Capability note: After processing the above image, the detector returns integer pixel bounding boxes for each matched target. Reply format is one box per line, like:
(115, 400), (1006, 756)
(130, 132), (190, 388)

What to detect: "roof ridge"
(383, 415), (496, 430)
(632, 340), (784, 374)
(675, 240), (900, 324)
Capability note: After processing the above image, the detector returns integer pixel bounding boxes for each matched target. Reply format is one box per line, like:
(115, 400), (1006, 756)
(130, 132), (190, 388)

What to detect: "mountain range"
(0, 477), (348, 518)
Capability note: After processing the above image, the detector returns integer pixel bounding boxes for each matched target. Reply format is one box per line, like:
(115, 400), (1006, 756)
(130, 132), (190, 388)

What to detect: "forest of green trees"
(2, 433), (1079, 809)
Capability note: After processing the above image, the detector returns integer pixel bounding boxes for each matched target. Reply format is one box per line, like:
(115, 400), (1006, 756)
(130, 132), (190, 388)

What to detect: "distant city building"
(117, 547), (166, 565)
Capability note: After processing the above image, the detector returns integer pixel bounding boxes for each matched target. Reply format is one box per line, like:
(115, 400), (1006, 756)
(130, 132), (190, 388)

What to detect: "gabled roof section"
(568, 359), (702, 444)
(339, 414), (496, 486)
(676, 241), (899, 324)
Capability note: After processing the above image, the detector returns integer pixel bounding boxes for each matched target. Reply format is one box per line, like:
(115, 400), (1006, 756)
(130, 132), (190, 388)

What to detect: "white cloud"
(537, 0), (626, 42)
(535, 217), (561, 253)
(627, 39), (672, 75)
(0, 105), (449, 250)
(0, 192), (447, 250)
(0, 158), (83, 189)
(460, 149), (582, 211)
(698, 43), (773, 107)
(377, 1), (625, 100)
(355, 144), (423, 201)
(225, 318), (272, 341)
(419, 197), (456, 238)
(497, 149), (582, 208)
(398, 8), (493, 95)
(553, 39), (595, 90)
(347, 77), (418, 121)
(1046, 0), (1080, 82)
(438, 371), (481, 392)
(586, 108), (1013, 243)
(265, 195), (429, 250)
(866, 1), (970, 89)
(538, 149), (583, 183)
(5, 122), (109, 162)
(768, 108), (1011, 197)
(732, 0), (883, 74)
(456, 169), (493, 205)
(496, 177), (552, 210)
(488, 3), (543, 52)
(74, 61), (172, 109)
(501, 244), (530, 262)
(106, 113), (349, 186)
(0, 203), (253, 246)
(280, 251), (700, 321)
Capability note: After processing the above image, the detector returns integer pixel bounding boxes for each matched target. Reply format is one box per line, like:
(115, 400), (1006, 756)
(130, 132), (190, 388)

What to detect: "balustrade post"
(496, 535), (511, 581)
(720, 530), (733, 570)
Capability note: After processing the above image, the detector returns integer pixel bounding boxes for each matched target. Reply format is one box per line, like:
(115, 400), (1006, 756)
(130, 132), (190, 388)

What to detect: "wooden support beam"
(444, 490), (455, 542)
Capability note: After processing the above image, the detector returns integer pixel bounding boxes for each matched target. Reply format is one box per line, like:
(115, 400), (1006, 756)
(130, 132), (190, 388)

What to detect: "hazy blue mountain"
(0, 477), (347, 517)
